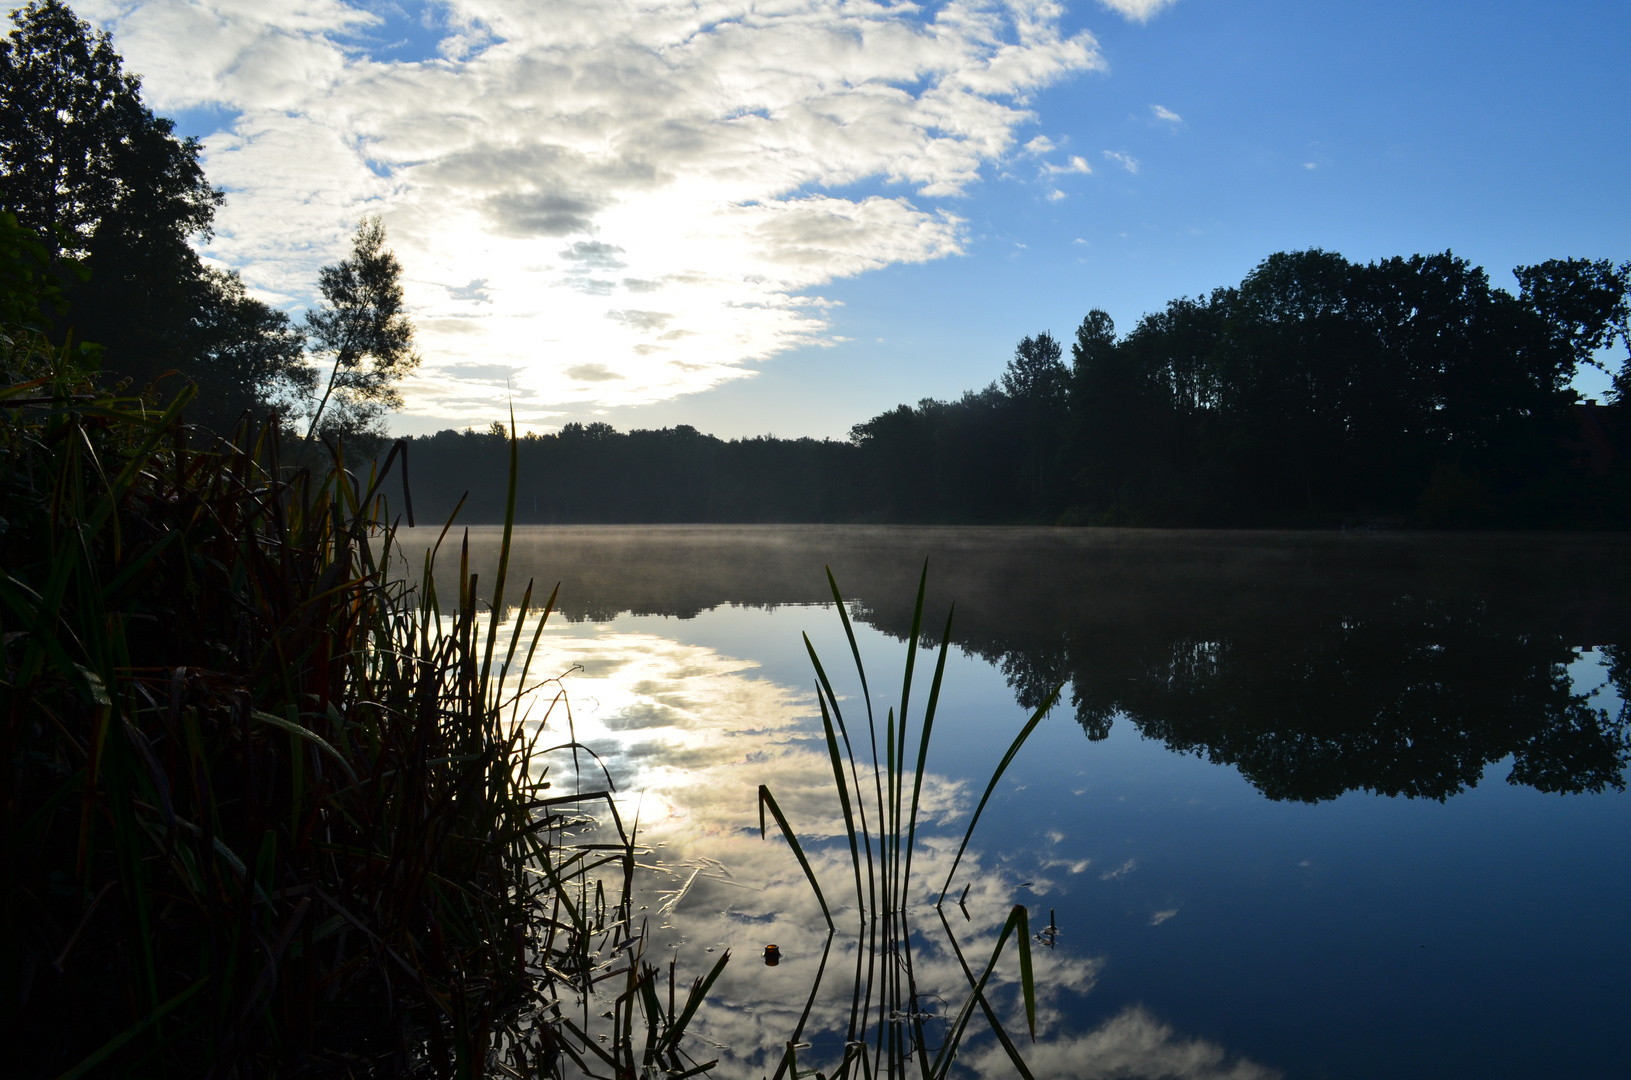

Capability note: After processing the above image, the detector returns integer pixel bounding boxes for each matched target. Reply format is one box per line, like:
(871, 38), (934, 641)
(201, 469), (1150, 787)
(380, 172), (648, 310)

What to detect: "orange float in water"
(763, 944), (781, 966)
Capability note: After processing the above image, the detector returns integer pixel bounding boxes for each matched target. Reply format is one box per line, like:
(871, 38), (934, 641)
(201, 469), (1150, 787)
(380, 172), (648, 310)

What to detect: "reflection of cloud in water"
(530, 627), (968, 838)
(963, 1006), (1282, 1080)
(1101, 858), (1138, 881)
(519, 622), (1273, 1077)
(1043, 857), (1093, 875)
(602, 702), (692, 730)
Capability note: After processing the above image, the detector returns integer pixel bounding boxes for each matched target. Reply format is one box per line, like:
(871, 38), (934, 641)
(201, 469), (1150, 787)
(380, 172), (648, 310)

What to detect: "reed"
(0, 310), (716, 1076)
(759, 564), (1061, 1080)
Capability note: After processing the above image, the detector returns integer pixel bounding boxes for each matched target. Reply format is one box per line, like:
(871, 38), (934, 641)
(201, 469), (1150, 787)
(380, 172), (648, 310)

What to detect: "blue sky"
(89, 0), (1631, 437)
(617, 0), (1631, 438)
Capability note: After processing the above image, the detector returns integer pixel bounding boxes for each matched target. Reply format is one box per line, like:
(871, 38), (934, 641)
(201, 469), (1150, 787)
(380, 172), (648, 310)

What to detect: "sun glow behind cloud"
(81, 0), (1103, 428)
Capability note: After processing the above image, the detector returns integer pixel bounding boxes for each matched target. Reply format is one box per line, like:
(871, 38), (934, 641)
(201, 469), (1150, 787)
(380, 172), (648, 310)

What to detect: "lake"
(393, 525), (1631, 1079)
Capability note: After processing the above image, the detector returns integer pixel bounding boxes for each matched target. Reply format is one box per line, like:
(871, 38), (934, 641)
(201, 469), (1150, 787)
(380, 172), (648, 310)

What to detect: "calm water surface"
(399, 526), (1631, 1079)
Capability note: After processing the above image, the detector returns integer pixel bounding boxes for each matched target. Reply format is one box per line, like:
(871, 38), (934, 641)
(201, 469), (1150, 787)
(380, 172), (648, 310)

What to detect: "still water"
(401, 526), (1631, 1079)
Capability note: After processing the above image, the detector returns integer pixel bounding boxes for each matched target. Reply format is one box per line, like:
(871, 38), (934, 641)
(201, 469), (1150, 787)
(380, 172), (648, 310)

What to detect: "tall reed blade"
(815, 683), (866, 918)
(936, 683), (1063, 906)
(902, 603), (954, 905)
(663, 949), (732, 1054)
(478, 407), (519, 705)
(759, 784), (836, 931)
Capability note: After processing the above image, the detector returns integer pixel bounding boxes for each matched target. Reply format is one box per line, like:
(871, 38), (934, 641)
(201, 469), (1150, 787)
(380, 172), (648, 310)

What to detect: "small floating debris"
(763, 944), (781, 967)
(1034, 908), (1060, 950)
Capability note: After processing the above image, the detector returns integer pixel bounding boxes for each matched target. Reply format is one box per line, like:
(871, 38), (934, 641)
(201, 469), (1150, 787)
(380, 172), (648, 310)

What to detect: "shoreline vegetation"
(1, 218), (1059, 1077)
(0, 266), (599, 1072)
(0, 207), (735, 1074)
(398, 255), (1631, 531)
(0, 294), (759, 1073)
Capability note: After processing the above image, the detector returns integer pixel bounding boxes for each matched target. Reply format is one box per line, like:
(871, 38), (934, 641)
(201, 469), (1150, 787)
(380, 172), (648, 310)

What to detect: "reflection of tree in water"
(986, 599), (1629, 802)
(432, 526), (1631, 803)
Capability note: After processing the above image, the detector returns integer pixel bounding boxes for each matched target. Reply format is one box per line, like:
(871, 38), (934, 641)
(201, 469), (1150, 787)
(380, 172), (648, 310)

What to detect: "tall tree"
(1002, 331), (1068, 403)
(0, 0), (216, 380)
(0, 0), (309, 430)
(304, 216), (421, 440)
(191, 267), (312, 431)
(1000, 331), (1070, 512)
(1513, 257), (1631, 400)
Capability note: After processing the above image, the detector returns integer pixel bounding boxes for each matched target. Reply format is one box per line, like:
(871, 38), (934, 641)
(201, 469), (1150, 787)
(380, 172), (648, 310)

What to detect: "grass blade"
(758, 784), (835, 932)
(814, 683), (866, 918)
(52, 977), (207, 1080)
(931, 904), (1036, 1080)
(663, 948), (732, 1054)
(936, 683), (1063, 907)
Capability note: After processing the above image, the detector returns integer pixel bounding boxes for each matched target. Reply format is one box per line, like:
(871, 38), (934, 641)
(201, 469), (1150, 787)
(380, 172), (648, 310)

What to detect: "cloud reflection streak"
(506, 615), (1279, 1078)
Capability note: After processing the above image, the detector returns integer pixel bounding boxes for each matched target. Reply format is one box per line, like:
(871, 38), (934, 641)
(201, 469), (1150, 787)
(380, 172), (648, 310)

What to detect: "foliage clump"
(0, 211), (647, 1077)
(0, 0), (417, 447)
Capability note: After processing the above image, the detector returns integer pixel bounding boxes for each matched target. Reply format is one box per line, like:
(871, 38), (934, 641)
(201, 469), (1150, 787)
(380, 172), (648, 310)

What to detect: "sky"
(76, 0), (1631, 438)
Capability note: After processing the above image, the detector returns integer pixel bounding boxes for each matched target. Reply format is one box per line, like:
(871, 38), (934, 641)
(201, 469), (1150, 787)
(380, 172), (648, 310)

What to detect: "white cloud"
(86, 0), (1104, 428)
(1098, 0), (1181, 23)
(1103, 149), (1141, 173)
(1151, 103), (1182, 123)
(1149, 907), (1178, 925)
(1047, 188), (1067, 201)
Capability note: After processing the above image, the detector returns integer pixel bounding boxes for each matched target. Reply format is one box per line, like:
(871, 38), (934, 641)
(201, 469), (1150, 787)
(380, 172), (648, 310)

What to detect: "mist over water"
(394, 525), (1631, 1078)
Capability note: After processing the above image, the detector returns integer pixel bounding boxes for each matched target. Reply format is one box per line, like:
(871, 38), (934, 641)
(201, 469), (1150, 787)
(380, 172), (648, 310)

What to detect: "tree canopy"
(830, 248), (1631, 527)
(304, 216), (420, 441)
(399, 247), (1629, 529)
(0, 0), (380, 437)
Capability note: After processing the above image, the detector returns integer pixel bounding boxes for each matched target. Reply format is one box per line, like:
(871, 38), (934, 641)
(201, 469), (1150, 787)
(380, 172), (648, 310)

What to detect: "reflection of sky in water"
(506, 603), (1630, 1079)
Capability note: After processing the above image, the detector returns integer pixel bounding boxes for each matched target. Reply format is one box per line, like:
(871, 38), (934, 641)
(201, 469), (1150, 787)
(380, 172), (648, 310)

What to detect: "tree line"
(403, 250), (1631, 528)
(846, 250), (1631, 526)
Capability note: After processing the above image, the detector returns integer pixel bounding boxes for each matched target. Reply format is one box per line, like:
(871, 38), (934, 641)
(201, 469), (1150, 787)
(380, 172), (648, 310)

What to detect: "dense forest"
(406, 249), (1631, 528)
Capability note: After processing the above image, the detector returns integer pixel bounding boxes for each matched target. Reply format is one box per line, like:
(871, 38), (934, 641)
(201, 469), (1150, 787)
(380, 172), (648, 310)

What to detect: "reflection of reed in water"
(756, 564), (1059, 1080)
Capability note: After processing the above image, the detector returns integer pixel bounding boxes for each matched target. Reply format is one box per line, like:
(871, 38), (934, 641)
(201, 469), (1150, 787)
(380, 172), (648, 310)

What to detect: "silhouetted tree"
(1002, 331), (1068, 403)
(304, 216), (420, 440)
(192, 267), (312, 431)
(0, 0), (308, 430)
(1514, 257), (1631, 400)
(1055, 249), (1622, 525)
(359, 246), (1628, 528)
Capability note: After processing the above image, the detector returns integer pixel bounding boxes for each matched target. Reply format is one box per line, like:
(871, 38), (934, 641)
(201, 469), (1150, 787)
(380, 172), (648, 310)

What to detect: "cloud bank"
(80, 0), (1103, 427)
